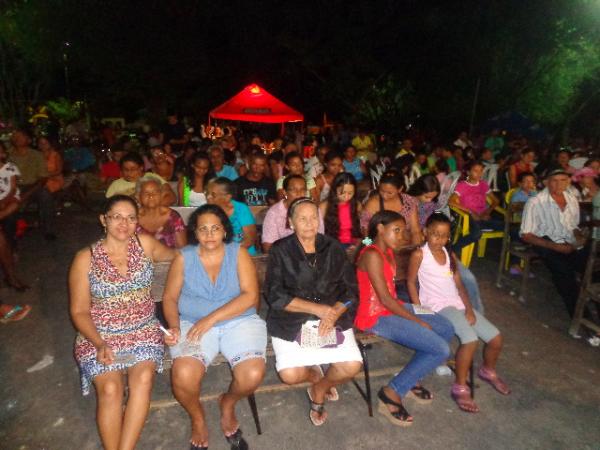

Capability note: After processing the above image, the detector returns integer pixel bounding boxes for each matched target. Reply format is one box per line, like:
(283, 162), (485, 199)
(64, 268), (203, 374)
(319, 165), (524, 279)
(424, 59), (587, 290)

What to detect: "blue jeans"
(453, 218), (503, 253)
(457, 261), (484, 314)
(367, 304), (454, 397)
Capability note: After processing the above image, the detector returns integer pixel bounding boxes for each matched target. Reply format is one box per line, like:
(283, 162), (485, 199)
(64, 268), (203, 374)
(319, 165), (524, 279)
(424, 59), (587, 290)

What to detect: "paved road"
(1, 207), (599, 450)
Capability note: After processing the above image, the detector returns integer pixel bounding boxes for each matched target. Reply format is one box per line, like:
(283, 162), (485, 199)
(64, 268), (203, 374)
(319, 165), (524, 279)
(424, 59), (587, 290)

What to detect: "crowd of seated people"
(3, 121), (599, 447)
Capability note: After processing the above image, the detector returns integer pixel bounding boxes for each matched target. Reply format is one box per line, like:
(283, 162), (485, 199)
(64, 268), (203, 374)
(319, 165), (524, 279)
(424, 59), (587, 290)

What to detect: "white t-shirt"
(0, 162), (21, 201)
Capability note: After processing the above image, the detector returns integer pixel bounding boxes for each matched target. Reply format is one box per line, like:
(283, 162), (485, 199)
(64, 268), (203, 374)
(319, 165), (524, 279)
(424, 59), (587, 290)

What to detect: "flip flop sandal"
(451, 384), (479, 413)
(0, 305), (31, 323)
(377, 387), (413, 427)
(307, 387), (327, 426)
(478, 367), (511, 395)
(312, 365), (339, 401)
(225, 428), (248, 450)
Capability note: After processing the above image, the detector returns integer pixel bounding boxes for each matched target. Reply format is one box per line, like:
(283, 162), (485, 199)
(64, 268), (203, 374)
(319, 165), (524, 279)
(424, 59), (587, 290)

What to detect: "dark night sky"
(3, 0), (599, 134)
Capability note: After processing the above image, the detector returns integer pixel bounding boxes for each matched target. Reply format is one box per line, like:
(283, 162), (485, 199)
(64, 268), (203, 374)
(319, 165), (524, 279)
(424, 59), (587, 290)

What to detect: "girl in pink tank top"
(407, 213), (510, 414)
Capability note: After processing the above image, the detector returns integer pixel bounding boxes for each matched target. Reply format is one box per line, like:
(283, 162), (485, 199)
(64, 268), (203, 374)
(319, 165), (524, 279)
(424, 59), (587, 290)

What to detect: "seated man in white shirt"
(520, 167), (587, 317)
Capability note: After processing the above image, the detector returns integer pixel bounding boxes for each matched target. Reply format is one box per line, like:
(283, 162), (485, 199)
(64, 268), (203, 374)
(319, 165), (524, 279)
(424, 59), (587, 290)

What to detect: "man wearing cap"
(520, 167), (587, 317)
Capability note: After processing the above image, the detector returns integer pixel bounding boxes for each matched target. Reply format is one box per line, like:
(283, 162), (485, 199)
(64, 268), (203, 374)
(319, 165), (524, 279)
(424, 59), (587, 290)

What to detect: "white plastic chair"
(482, 163), (499, 191)
(406, 164), (421, 188)
(435, 171), (461, 218)
(370, 169), (381, 190)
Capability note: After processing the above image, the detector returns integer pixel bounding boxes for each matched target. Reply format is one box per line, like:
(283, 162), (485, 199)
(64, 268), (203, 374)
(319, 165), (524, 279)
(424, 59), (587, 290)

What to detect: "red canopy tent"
(209, 84), (303, 127)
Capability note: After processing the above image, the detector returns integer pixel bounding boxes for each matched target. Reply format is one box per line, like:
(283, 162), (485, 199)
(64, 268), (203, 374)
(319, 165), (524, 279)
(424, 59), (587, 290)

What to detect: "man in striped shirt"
(520, 168), (587, 317)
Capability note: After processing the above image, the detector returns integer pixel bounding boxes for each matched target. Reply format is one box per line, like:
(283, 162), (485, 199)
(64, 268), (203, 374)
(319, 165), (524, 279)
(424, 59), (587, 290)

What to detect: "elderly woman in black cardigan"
(263, 197), (363, 427)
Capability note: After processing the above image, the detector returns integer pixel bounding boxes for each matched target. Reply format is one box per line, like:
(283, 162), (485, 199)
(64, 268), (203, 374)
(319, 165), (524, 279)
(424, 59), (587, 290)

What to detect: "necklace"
(296, 235), (317, 268)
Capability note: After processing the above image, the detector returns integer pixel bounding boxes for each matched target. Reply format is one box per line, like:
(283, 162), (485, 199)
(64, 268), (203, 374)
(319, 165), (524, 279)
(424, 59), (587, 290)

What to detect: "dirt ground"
(1, 206), (599, 450)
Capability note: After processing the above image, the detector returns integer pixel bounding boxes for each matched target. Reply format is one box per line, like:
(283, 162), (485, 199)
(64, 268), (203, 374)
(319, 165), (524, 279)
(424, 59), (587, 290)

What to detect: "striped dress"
(74, 237), (164, 395)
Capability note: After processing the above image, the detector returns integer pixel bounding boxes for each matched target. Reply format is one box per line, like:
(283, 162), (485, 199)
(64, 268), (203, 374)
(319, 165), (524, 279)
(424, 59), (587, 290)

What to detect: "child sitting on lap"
(407, 212), (511, 413)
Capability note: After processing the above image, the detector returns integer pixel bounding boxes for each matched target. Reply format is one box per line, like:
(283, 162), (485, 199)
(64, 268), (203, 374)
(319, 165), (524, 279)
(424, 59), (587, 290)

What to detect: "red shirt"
(101, 161), (120, 180)
(355, 245), (402, 330)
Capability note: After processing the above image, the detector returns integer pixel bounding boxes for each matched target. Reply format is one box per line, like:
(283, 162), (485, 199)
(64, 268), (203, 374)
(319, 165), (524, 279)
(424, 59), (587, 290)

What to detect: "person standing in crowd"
(262, 175), (325, 253)
(106, 152), (176, 206)
(264, 198), (363, 427)
(162, 205), (266, 450)
(178, 151), (213, 207)
(206, 177), (257, 255)
(8, 129), (56, 240)
(319, 173), (362, 249)
(70, 195), (175, 450)
(234, 152), (277, 206)
(355, 211), (454, 426)
(160, 112), (188, 155)
(209, 145), (238, 181)
(520, 167), (586, 317)
(408, 213), (509, 413)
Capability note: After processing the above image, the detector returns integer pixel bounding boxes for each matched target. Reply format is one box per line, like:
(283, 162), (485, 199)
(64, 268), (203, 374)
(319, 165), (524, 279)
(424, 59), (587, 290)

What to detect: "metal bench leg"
(359, 342), (373, 416)
(247, 393), (262, 435)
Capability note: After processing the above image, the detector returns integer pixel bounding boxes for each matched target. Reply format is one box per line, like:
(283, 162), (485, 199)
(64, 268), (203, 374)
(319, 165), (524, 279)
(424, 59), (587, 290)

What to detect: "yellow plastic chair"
(450, 200), (506, 268)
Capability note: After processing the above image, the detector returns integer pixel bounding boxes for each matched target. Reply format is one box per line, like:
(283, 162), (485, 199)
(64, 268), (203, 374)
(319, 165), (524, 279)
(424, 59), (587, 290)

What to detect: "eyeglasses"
(196, 225), (223, 235)
(105, 214), (138, 224)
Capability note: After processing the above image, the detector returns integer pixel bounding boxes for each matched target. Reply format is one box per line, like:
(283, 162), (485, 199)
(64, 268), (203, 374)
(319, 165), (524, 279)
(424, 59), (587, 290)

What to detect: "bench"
(150, 253), (473, 434)
(150, 255), (386, 435)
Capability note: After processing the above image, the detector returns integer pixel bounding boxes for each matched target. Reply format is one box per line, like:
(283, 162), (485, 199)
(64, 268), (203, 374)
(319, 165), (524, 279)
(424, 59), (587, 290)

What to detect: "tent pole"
(280, 123), (284, 137)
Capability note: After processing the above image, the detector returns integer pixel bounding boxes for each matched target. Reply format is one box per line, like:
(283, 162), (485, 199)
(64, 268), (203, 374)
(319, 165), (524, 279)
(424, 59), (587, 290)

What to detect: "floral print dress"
(73, 237), (163, 395)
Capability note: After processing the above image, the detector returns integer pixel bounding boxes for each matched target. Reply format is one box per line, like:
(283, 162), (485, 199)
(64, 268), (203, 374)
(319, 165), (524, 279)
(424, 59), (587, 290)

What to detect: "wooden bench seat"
(149, 252), (471, 434)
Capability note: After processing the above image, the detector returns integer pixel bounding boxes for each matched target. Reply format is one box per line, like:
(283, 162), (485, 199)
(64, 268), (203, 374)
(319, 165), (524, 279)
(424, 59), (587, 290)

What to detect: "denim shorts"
(438, 306), (499, 344)
(169, 314), (267, 369)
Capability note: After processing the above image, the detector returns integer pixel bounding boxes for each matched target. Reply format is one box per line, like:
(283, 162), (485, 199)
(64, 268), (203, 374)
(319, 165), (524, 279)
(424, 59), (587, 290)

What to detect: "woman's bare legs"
(219, 358), (266, 436)
(171, 357), (209, 447)
(93, 371), (125, 450)
(119, 361), (156, 450)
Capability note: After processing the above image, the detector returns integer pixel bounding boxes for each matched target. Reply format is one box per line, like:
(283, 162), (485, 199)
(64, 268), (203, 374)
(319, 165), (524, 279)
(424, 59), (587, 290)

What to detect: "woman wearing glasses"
(69, 194), (176, 450)
(162, 204), (267, 450)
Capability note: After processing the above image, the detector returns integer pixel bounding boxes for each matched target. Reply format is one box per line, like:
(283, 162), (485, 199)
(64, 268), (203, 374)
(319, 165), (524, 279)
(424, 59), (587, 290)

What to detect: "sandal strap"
(377, 388), (404, 408)
(390, 403), (411, 421)
(309, 401), (325, 414)
(411, 385), (432, 399)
